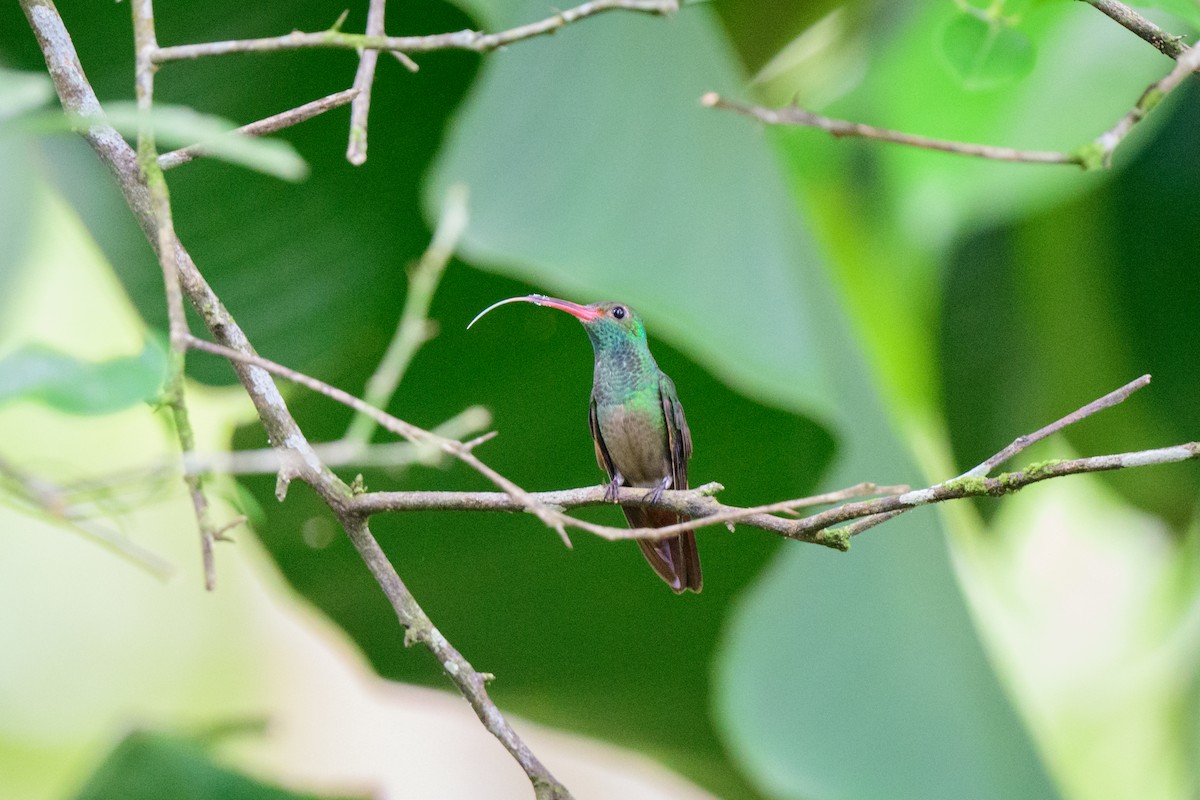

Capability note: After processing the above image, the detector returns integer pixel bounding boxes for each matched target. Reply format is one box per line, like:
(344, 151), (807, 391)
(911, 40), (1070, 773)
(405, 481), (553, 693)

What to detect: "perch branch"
(158, 88), (359, 170)
(152, 0), (680, 62)
(350, 439), (1200, 547)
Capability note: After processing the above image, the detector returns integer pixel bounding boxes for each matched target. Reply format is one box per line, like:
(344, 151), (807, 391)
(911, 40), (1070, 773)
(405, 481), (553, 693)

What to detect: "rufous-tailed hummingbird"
(470, 294), (702, 593)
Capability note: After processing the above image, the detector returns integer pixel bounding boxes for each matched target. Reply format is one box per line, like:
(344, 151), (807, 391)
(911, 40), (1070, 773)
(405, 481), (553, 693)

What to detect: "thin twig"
(1087, 44), (1200, 167)
(700, 93), (1078, 166)
(0, 453), (173, 577)
(158, 88), (359, 170)
(345, 184), (468, 444)
(1081, 0), (1189, 58)
(184, 334), (573, 544)
(703, 23), (1200, 172)
(181, 406), (491, 476)
(829, 374), (1156, 537)
(131, 0), (221, 589)
(963, 374), (1150, 478)
(152, 0), (680, 62)
(346, 0), (387, 165)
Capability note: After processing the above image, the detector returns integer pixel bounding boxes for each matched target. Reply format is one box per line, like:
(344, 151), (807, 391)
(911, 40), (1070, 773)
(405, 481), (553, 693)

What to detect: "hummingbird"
(470, 294), (702, 593)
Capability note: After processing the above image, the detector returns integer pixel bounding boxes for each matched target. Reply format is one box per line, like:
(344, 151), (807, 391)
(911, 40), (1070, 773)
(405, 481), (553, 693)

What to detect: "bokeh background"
(2, 1), (1199, 798)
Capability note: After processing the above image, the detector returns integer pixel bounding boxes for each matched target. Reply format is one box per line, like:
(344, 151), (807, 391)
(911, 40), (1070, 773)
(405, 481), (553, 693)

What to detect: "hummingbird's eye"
(612, 306), (626, 320)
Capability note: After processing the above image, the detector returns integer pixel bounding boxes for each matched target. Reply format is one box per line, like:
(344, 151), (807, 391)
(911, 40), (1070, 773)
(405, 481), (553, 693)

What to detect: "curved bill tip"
(468, 294), (601, 329)
(467, 295), (540, 330)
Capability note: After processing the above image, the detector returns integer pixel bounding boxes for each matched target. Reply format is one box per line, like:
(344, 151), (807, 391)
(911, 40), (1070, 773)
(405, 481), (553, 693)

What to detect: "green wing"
(658, 373), (692, 491)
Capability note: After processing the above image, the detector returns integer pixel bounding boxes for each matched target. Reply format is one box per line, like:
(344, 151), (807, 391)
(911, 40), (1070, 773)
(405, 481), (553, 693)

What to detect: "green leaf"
(74, 730), (361, 800)
(0, 339), (168, 415)
(713, 316), (1058, 800)
(939, 10), (1036, 91)
(428, 2), (840, 420)
(17, 103), (309, 182)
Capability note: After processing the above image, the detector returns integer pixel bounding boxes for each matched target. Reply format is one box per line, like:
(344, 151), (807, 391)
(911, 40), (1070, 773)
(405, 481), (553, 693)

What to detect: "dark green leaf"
(74, 731), (361, 800)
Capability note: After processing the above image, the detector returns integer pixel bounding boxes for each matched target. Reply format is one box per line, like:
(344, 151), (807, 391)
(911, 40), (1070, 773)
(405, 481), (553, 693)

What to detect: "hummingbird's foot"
(645, 475), (673, 505)
(604, 473), (624, 503)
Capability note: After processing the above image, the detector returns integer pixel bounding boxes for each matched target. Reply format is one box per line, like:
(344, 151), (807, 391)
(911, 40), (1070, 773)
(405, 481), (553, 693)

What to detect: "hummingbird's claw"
(604, 474), (624, 503)
(645, 475), (672, 505)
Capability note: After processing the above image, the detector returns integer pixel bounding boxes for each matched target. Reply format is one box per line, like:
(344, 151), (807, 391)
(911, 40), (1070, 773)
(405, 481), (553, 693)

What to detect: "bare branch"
(184, 335), (573, 544)
(346, 0), (387, 165)
(700, 93), (1078, 166)
(340, 516), (571, 800)
(131, 0), (223, 589)
(1088, 42), (1200, 167)
(158, 88), (359, 170)
(347, 441), (1198, 545)
(153, 0), (679, 62)
(1081, 0), (1190, 58)
(21, 3), (573, 792)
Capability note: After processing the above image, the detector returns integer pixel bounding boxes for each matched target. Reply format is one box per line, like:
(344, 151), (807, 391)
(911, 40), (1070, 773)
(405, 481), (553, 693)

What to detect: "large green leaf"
(713, 286), (1056, 799)
(428, 1), (839, 419)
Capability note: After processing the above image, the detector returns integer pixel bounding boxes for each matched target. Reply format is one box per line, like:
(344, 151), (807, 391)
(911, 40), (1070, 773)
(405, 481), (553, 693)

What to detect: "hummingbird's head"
(469, 294), (648, 347)
(578, 301), (648, 352)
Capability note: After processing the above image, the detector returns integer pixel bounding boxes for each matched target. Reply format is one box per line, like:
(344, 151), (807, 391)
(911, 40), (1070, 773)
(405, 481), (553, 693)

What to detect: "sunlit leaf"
(0, 338), (167, 415)
(938, 10), (1036, 91)
(0, 66), (52, 123)
(86, 103), (307, 182)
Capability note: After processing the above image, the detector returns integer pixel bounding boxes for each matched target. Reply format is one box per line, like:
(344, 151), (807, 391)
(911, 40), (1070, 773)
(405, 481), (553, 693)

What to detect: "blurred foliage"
(937, 8), (1036, 90)
(0, 339), (167, 415)
(4, 0), (1200, 799)
(75, 732), (360, 800)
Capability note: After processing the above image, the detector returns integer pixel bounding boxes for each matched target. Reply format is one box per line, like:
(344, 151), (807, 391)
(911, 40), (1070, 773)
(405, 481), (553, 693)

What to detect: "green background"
(3, 0), (1199, 798)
